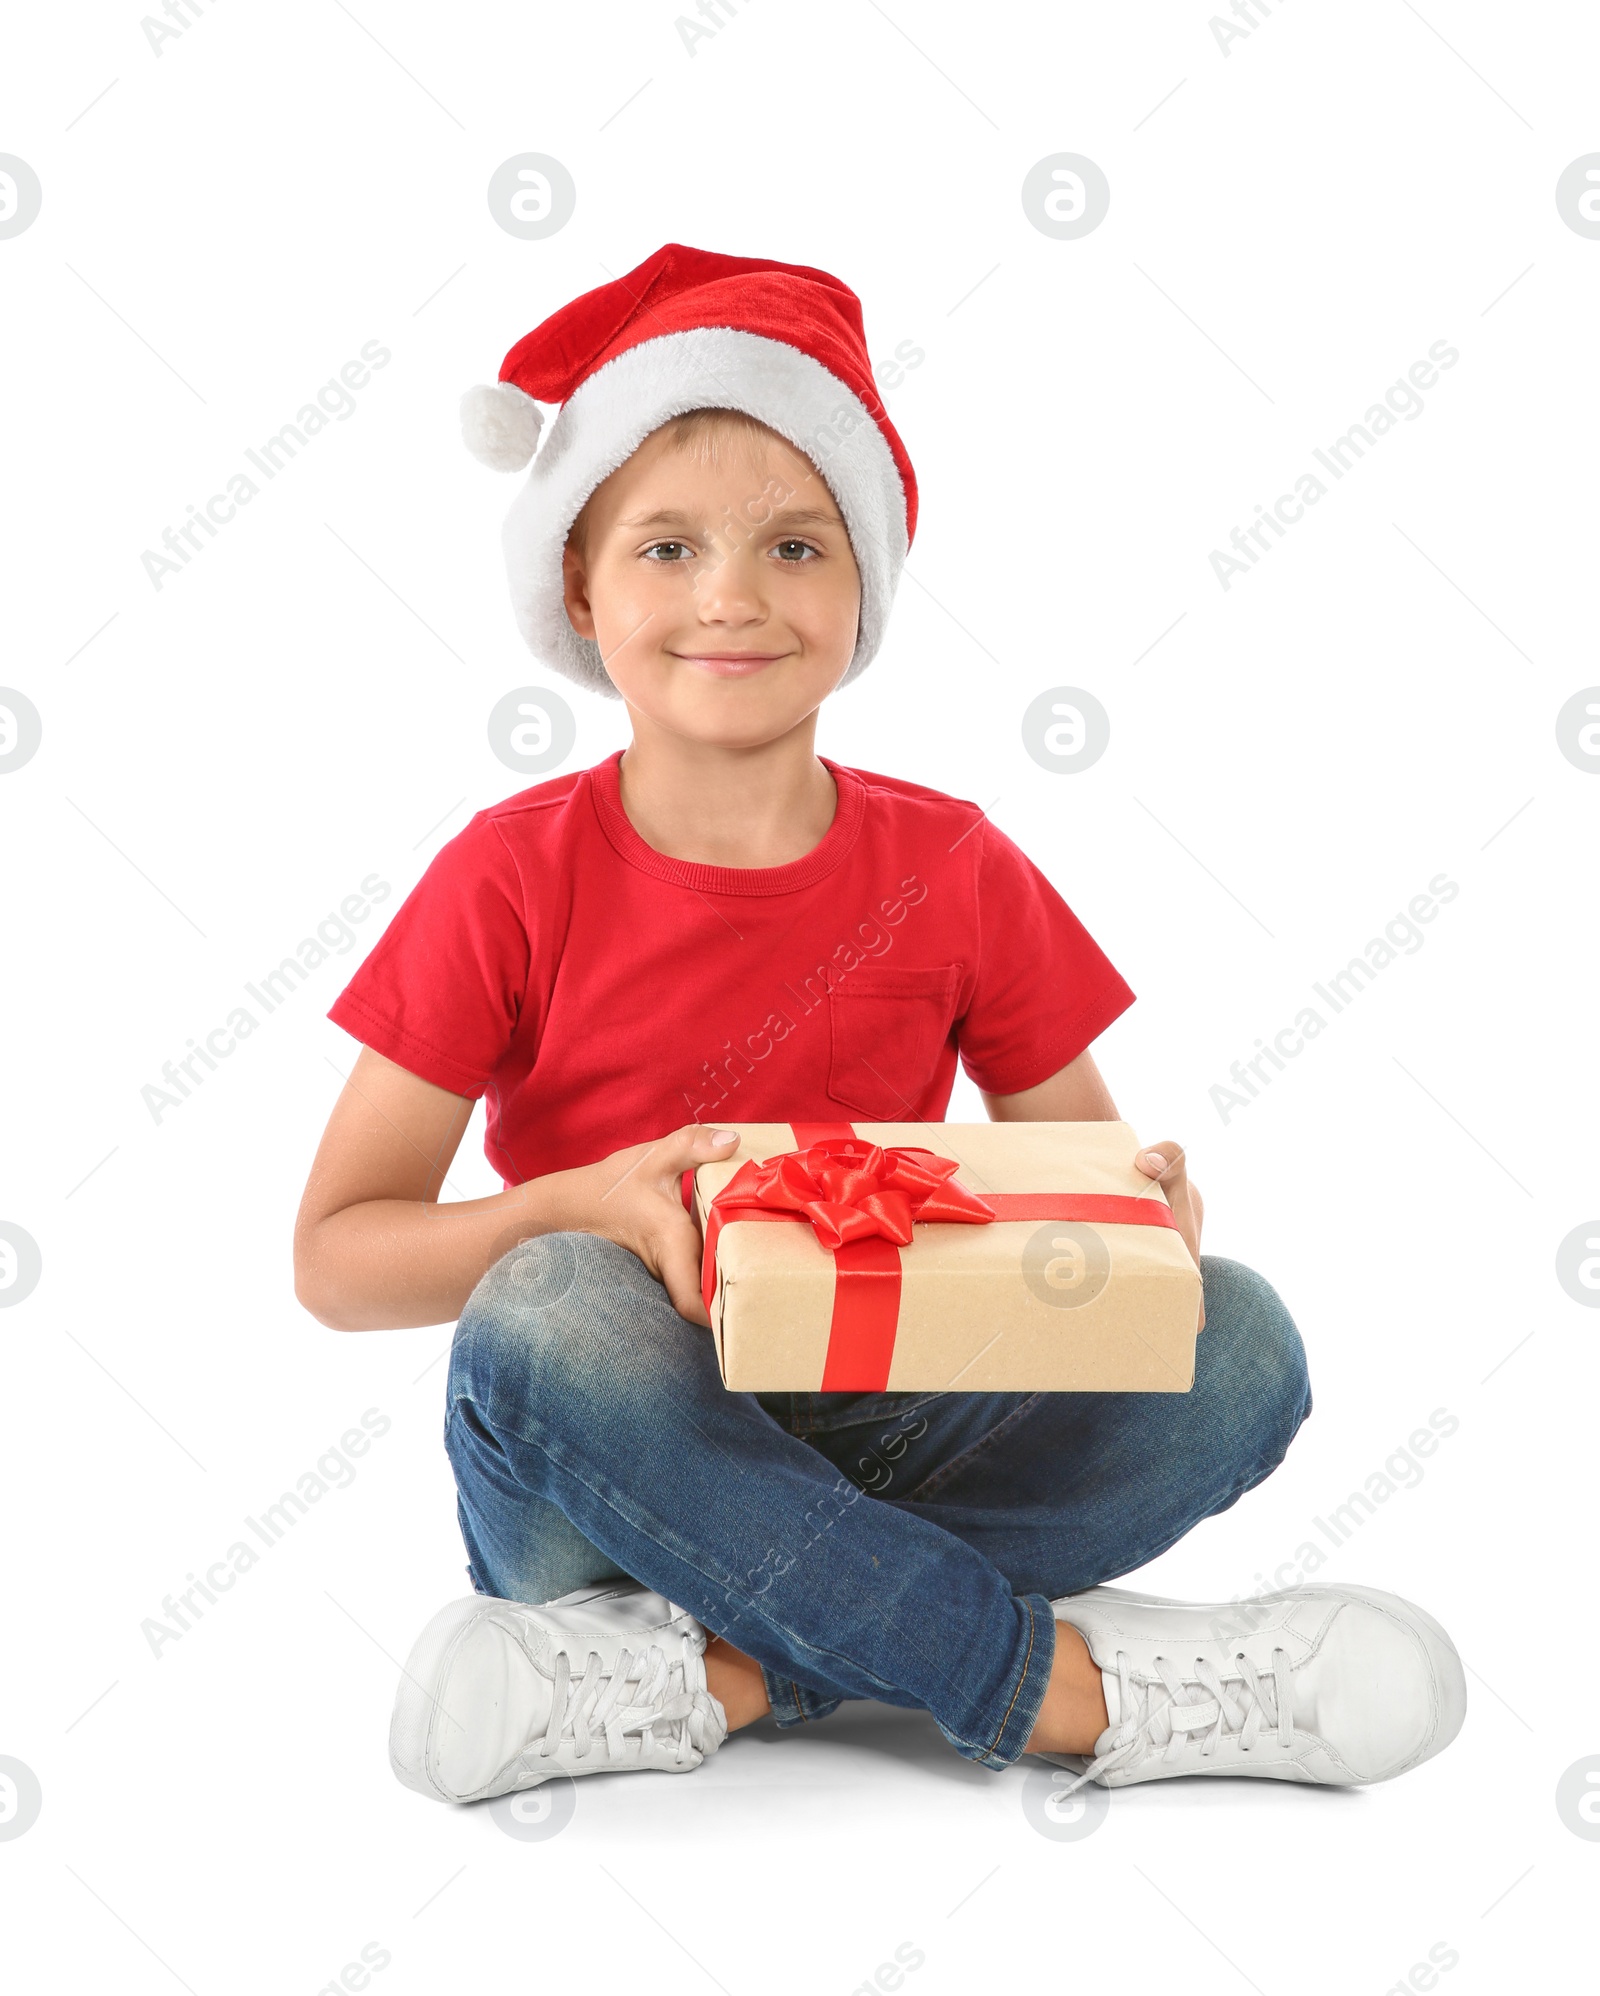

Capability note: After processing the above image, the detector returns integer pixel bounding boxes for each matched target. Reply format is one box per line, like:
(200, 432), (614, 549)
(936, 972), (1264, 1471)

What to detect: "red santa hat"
(460, 243), (918, 697)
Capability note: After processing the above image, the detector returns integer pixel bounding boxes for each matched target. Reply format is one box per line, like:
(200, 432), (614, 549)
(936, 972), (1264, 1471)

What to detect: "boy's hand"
(1136, 1141), (1206, 1331)
(583, 1125), (740, 1326)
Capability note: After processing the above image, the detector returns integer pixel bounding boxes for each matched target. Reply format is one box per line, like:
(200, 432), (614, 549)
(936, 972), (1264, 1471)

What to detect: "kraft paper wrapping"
(692, 1121), (1203, 1393)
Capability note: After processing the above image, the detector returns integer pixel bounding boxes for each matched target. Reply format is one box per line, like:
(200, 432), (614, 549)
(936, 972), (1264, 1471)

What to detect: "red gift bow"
(698, 1123), (1184, 1392)
(705, 1139), (996, 1259)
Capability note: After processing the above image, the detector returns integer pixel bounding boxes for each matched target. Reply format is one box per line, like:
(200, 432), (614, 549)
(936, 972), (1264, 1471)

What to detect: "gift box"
(690, 1121), (1203, 1393)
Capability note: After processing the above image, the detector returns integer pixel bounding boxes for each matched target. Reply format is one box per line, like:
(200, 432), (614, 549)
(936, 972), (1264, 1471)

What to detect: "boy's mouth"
(669, 650), (791, 678)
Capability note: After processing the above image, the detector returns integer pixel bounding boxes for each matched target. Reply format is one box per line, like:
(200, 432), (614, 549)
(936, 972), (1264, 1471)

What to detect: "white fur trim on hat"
(461, 381), (544, 471)
(499, 327), (908, 698)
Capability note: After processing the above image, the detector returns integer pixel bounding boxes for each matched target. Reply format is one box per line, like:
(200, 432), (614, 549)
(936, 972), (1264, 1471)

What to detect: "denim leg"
(444, 1230), (1056, 1770)
(450, 1477), (628, 1606)
(800, 1255), (1312, 1598)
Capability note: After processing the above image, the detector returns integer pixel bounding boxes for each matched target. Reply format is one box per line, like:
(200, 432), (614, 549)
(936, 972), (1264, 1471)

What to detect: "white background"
(2, 1), (1597, 1989)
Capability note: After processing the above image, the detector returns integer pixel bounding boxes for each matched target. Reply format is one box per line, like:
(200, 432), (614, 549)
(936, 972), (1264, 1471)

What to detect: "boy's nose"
(692, 551), (767, 624)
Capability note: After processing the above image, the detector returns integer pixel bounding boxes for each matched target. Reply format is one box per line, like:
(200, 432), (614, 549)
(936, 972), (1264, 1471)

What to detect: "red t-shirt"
(328, 753), (1134, 1186)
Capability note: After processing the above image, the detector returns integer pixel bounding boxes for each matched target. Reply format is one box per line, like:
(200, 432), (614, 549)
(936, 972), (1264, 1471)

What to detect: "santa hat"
(460, 243), (917, 697)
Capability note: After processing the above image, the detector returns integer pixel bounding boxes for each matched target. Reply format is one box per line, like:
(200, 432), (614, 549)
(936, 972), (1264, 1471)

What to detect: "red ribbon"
(700, 1124), (1182, 1391)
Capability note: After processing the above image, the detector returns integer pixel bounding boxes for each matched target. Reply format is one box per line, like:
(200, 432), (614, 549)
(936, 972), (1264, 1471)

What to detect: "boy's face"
(561, 418), (862, 749)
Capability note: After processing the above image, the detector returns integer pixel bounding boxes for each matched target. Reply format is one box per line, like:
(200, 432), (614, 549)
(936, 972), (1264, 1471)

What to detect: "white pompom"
(460, 381), (544, 471)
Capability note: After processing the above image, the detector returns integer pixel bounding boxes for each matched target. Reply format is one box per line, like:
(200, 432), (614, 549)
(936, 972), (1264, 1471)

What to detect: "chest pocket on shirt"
(827, 965), (962, 1120)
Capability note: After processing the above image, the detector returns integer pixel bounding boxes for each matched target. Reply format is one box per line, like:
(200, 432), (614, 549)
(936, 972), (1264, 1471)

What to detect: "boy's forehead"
(617, 499), (844, 529)
(606, 434), (842, 523)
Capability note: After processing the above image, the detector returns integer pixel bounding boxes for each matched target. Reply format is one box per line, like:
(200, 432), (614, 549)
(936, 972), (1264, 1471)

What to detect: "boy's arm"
(293, 1048), (736, 1332)
(982, 1048), (1205, 1318)
(980, 1046), (1120, 1123)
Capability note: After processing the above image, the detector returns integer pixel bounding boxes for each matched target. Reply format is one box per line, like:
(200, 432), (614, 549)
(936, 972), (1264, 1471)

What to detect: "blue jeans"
(445, 1234), (1311, 1771)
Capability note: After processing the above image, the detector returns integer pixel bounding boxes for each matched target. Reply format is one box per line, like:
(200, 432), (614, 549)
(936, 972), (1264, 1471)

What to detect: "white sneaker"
(1038, 1583), (1466, 1791)
(390, 1583), (727, 1803)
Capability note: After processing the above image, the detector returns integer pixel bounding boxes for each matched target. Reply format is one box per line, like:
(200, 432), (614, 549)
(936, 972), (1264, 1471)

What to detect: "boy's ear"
(561, 537), (597, 640)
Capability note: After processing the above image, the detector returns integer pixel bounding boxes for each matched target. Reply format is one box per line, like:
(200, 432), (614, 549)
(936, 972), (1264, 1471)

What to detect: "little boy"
(294, 244), (1464, 1802)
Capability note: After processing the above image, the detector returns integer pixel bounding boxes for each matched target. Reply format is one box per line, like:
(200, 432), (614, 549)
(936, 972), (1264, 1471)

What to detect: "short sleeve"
(956, 821), (1135, 1096)
(327, 813), (530, 1098)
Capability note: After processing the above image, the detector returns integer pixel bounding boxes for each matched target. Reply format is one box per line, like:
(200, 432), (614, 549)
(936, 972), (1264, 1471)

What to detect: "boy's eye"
(643, 541), (694, 562)
(772, 539), (818, 562)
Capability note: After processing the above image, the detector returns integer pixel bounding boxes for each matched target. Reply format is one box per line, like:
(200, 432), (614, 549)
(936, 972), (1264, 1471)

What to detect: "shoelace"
(1054, 1647), (1296, 1795)
(535, 1634), (720, 1770)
